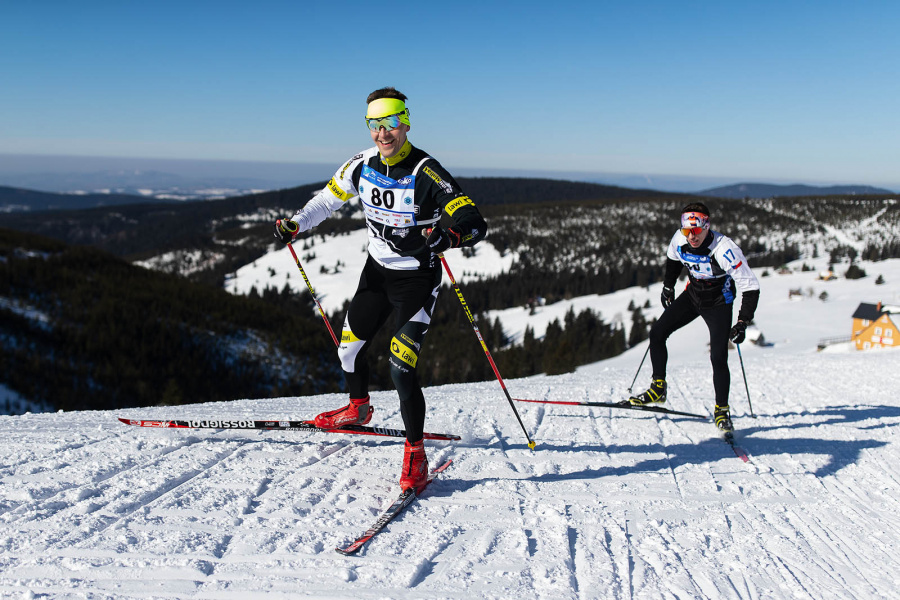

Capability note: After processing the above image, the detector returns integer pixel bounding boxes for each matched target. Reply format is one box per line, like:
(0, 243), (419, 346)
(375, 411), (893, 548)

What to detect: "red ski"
(724, 431), (750, 462)
(117, 418), (460, 441)
(336, 459), (453, 555)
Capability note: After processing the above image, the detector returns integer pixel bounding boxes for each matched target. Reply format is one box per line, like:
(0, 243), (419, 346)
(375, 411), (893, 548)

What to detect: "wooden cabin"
(851, 302), (898, 350)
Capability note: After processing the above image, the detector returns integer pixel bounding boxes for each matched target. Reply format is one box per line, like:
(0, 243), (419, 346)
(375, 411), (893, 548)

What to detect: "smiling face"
(369, 121), (409, 159)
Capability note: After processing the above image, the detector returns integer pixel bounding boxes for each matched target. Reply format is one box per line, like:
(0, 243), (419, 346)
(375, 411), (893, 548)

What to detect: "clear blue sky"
(2, 1), (899, 188)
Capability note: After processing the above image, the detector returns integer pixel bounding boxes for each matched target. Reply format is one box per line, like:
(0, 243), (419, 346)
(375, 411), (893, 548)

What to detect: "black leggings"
(337, 257), (442, 443)
(648, 292), (733, 407)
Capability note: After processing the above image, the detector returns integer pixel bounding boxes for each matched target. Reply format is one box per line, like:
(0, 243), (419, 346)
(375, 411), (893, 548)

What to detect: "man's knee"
(337, 325), (366, 373)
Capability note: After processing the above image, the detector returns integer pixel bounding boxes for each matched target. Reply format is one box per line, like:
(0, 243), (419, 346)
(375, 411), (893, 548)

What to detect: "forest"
(2, 179), (899, 413)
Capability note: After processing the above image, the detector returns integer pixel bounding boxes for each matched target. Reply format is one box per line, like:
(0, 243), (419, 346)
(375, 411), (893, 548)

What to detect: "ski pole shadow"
(444, 431), (889, 491)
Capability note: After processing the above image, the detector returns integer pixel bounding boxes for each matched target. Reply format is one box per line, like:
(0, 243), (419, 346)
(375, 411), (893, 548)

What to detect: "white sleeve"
(716, 237), (760, 292)
(666, 232), (683, 261)
(291, 152), (365, 232)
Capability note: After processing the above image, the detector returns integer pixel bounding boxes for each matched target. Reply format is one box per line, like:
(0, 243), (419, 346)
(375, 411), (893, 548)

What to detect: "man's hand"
(730, 320), (747, 344)
(660, 286), (675, 309)
(423, 227), (462, 254)
(273, 218), (299, 244)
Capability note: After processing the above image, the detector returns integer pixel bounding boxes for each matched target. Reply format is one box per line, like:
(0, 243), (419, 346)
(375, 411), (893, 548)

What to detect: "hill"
(3, 180), (900, 413)
(0, 226), (629, 413)
(0, 178), (693, 287)
(0, 228), (344, 412)
(697, 182), (895, 199)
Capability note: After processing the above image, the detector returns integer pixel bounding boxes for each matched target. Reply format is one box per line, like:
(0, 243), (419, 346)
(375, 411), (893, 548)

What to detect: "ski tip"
(117, 417), (133, 425)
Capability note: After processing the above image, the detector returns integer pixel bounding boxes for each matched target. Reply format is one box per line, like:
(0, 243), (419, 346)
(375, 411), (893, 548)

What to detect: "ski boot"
(314, 396), (372, 428)
(630, 377), (667, 406)
(714, 405), (734, 432)
(399, 439), (429, 492)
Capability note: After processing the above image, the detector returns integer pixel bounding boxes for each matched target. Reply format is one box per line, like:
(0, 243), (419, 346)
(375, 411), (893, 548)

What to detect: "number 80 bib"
(358, 165), (418, 228)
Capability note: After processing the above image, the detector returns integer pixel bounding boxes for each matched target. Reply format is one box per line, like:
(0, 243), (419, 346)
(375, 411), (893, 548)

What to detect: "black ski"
(336, 459), (453, 555)
(118, 417), (460, 441)
(723, 431), (750, 462)
(514, 397), (707, 420)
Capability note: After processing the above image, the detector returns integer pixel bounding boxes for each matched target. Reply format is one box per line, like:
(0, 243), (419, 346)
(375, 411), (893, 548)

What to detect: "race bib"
(358, 166), (417, 228)
(679, 251), (716, 279)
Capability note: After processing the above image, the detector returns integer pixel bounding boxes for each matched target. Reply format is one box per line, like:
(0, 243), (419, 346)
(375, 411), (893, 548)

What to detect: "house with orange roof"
(852, 302), (899, 350)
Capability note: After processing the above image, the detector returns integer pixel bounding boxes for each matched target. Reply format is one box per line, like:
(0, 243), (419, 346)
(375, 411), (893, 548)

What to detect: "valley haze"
(2, 154), (897, 199)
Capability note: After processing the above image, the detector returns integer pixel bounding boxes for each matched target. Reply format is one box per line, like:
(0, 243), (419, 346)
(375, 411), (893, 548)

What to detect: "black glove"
(660, 286), (675, 309)
(423, 227), (462, 254)
(273, 218), (299, 244)
(730, 320), (747, 344)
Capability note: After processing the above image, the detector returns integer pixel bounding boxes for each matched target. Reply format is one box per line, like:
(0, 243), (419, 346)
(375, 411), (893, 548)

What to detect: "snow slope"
(226, 229), (516, 314)
(2, 261), (900, 599)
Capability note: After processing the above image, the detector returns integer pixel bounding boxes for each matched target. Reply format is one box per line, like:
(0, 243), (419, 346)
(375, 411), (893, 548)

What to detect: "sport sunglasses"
(366, 114), (403, 132)
(681, 226), (706, 236)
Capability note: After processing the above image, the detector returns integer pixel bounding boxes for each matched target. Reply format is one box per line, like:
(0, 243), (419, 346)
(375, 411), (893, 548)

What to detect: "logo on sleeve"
(445, 195), (475, 216)
(423, 166), (454, 194)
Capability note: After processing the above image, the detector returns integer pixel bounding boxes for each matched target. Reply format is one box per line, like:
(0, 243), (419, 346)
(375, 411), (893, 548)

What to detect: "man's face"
(680, 211), (709, 248)
(686, 227), (709, 248)
(370, 122), (409, 159)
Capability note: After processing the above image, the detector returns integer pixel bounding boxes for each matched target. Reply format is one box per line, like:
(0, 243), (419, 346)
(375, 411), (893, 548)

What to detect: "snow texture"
(2, 259), (900, 599)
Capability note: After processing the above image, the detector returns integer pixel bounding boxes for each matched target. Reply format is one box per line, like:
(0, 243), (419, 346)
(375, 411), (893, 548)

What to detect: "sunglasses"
(681, 227), (706, 236)
(366, 114), (403, 132)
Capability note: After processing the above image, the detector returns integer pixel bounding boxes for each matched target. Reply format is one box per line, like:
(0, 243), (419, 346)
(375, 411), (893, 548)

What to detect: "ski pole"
(286, 242), (339, 347)
(438, 254), (537, 450)
(736, 343), (756, 417)
(628, 344), (651, 394)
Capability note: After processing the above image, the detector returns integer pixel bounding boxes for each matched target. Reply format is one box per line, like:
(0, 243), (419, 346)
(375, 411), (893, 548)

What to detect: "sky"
(2, 1), (900, 190)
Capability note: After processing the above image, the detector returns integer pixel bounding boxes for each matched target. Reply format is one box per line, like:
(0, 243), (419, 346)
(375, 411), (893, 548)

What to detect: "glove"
(730, 321), (747, 344)
(660, 286), (675, 309)
(273, 218), (299, 244)
(423, 226), (462, 254)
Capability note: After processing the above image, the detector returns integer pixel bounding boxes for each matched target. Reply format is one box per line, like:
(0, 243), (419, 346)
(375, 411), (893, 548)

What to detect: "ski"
(117, 418), (460, 441)
(336, 459), (453, 556)
(723, 431), (750, 462)
(514, 397), (707, 420)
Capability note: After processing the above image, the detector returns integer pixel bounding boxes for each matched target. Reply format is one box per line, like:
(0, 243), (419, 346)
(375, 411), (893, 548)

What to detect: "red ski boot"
(399, 440), (429, 492)
(313, 396), (372, 428)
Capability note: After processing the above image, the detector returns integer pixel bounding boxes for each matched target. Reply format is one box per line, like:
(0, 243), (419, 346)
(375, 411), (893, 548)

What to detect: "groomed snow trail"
(1, 348), (899, 599)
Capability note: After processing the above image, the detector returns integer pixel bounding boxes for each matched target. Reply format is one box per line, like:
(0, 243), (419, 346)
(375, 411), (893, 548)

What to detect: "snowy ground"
(225, 229), (516, 314)
(2, 259), (900, 598)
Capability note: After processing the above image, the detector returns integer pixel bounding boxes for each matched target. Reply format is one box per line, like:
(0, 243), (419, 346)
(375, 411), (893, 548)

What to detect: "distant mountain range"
(0, 185), (177, 212)
(1, 178), (685, 214)
(697, 183), (896, 199)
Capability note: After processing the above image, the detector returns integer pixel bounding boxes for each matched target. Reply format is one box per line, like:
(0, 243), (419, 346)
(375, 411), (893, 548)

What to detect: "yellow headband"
(366, 97), (410, 125)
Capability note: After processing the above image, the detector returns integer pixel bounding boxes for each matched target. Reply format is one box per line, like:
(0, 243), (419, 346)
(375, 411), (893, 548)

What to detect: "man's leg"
(386, 266), (441, 492)
(315, 259), (392, 428)
(701, 303), (734, 414)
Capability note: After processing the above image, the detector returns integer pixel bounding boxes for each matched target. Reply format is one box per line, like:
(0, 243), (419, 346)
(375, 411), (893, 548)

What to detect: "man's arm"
(423, 161), (487, 248)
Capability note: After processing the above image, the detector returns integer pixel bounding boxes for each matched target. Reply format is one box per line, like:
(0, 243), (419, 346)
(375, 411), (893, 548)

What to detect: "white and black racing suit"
(649, 230), (760, 408)
(290, 140), (487, 442)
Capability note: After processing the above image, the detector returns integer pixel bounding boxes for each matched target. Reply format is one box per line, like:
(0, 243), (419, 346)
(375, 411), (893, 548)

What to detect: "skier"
(629, 202), (760, 432)
(273, 87), (487, 491)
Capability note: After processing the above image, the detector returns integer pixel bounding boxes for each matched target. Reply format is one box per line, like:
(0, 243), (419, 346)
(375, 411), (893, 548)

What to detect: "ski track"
(2, 352), (900, 598)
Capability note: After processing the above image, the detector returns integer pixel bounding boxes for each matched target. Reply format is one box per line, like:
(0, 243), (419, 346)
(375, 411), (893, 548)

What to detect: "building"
(851, 302), (899, 350)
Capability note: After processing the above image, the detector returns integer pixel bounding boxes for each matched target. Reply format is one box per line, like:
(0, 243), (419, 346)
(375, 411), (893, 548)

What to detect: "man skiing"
(273, 87), (486, 491)
(630, 202), (760, 432)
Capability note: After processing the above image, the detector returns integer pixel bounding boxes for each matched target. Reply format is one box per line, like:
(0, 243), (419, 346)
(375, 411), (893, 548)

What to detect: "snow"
(3, 258), (900, 598)
(226, 229), (516, 313)
(135, 249), (227, 277)
(494, 258), (900, 364)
